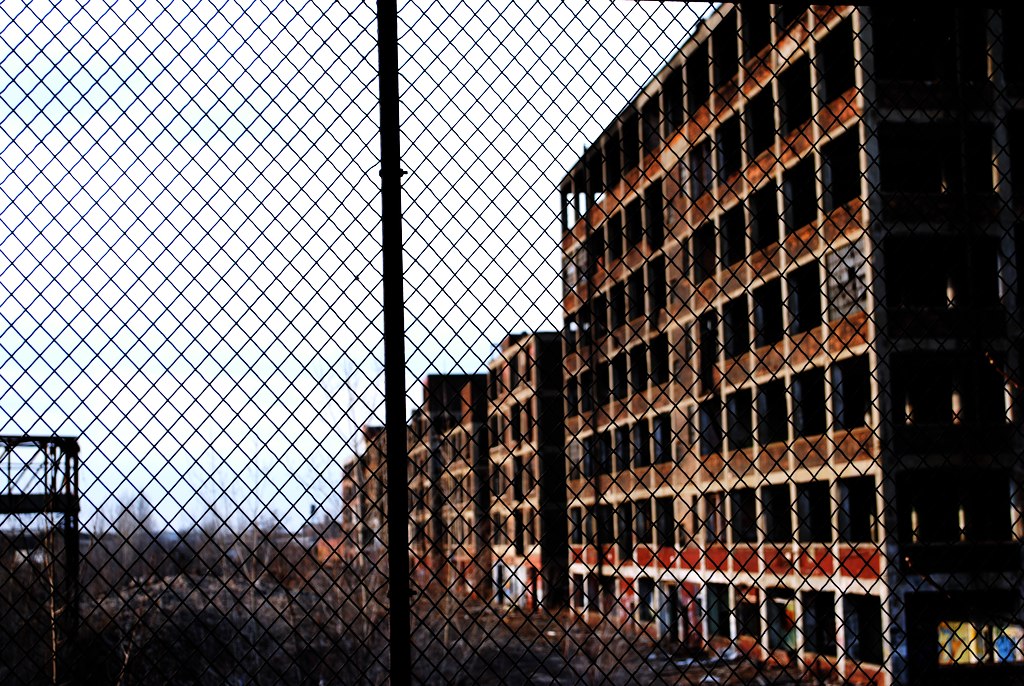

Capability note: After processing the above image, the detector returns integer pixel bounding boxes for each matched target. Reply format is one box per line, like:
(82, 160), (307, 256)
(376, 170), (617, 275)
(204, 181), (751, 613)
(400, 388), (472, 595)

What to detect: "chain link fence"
(1, 2), (1023, 685)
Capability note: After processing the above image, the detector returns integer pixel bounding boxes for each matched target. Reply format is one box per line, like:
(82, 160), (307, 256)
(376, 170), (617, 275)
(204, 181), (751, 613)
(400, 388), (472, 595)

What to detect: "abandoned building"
(486, 332), (569, 610)
(558, 5), (1024, 686)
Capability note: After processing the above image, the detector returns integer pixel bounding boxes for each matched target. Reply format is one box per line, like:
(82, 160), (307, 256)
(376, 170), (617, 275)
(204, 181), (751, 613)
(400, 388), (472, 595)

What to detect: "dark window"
(632, 421), (651, 467)
(898, 470), (1012, 544)
(778, 3), (809, 29)
(742, 5), (772, 60)
(707, 583), (730, 636)
(704, 491), (725, 543)
(587, 150), (603, 199)
(779, 56), (812, 136)
(803, 591), (838, 656)
(570, 507), (584, 545)
(566, 374), (578, 416)
(699, 397), (723, 456)
(606, 212), (623, 261)
(629, 344), (648, 394)
(642, 99), (660, 155)
(655, 497), (675, 546)
(591, 294), (607, 339)
(652, 416), (672, 461)
(717, 117), (743, 182)
(762, 484), (793, 543)
(645, 180), (664, 248)
(595, 361), (609, 408)
(819, 19), (856, 103)
(647, 257), (667, 314)
(843, 594), (884, 664)
(635, 498), (653, 544)
(663, 69), (684, 130)
(627, 270), (645, 321)
(622, 111), (639, 171)
(720, 204), (746, 267)
(712, 11), (739, 87)
(725, 388), (753, 451)
(612, 353), (628, 400)
(580, 370), (593, 413)
(793, 367), (826, 437)
(625, 197), (644, 247)
(514, 510), (525, 554)
(722, 297), (750, 359)
(838, 476), (876, 543)
(649, 335), (669, 386)
(638, 577), (656, 621)
(609, 283), (626, 330)
(783, 156), (817, 233)
(613, 426), (630, 472)
(753, 279), (784, 347)
(595, 431), (612, 475)
(747, 87), (775, 156)
(686, 42), (710, 116)
(617, 501), (634, 557)
(751, 181), (779, 250)
(689, 139), (714, 200)
(796, 480), (832, 543)
(832, 356), (870, 430)
(698, 312), (718, 391)
(873, 8), (987, 85)
(789, 262), (822, 334)
(692, 223), (717, 282)
(878, 122), (993, 196)
(735, 598), (762, 638)
(731, 488), (758, 543)
(767, 591), (797, 651)
(596, 504), (615, 545)
(823, 130), (861, 211)
(758, 379), (788, 444)
(604, 132), (621, 189)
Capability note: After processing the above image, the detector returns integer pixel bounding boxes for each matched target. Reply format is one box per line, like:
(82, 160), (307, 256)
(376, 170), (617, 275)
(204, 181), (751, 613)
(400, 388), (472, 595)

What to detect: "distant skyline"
(0, 0), (711, 529)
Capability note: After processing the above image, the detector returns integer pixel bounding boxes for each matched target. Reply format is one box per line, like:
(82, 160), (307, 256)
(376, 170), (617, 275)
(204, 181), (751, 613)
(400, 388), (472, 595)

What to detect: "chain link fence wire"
(1, 2), (1024, 685)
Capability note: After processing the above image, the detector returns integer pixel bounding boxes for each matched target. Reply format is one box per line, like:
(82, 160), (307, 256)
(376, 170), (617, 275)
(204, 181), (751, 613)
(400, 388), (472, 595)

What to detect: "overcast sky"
(0, 0), (710, 529)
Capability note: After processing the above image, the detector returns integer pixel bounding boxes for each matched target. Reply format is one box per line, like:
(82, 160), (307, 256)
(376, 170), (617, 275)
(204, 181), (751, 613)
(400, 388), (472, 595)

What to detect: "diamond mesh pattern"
(1, 3), (1023, 685)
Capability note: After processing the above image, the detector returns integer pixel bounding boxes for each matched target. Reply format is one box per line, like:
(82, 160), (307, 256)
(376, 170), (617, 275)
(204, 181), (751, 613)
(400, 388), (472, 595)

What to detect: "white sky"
(0, 0), (710, 530)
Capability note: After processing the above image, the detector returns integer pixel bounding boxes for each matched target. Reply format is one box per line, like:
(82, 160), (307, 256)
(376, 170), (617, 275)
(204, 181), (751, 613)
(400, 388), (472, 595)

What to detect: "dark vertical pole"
(376, 0), (411, 683)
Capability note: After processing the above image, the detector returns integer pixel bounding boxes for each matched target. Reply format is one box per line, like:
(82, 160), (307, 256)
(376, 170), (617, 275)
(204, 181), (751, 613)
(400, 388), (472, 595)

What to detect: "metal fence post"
(376, 0), (411, 683)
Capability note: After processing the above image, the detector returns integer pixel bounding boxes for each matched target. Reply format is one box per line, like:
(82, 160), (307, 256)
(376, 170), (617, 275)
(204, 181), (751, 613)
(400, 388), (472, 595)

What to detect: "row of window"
(697, 356), (870, 456)
(567, 257), (666, 339)
(491, 508), (540, 556)
(565, 335), (670, 414)
(561, 12), (857, 226)
(488, 348), (533, 400)
(568, 475), (877, 551)
(567, 413), (673, 480)
(489, 402), (534, 449)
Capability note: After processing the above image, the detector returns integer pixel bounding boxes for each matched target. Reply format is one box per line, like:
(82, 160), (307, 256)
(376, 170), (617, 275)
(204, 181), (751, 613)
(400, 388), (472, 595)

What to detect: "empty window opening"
(653, 413), (672, 463)
(823, 130), (861, 211)
(586, 150), (603, 201)
(597, 504), (615, 546)
(751, 181), (780, 250)
(873, 9), (988, 85)
(726, 388), (754, 452)
(753, 279), (784, 348)
(742, 5), (772, 60)
(699, 397), (723, 457)
(655, 497), (675, 547)
(803, 591), (838, 656)
(609, 284), (626, 330)
(647, 256), (667, 314)
(689, 139), (714, 200)
(604, 131), (621, 190)
(722, 298), (750, 360)
(612, 354), (628, 400)
(686, 41), (710, 116)
(561, 183), (573, 230)
(645, 180), (664, 248)
(819, 19), (856, 103)
(663, 69), (684, 130)
(692, 223), (717, 283)
(649, 335), (670, 386)
(779, 56), (812, 136)
(630, 344), (648, 395)
(627, 270), (645, 321)
(642, 99), (660, 155)
(792, 367), (826, 437)
(704, 491), (726, 544)
(899, 469), (1011, 545)
(783, 156), (817, 232)
(570, 507), (584, 545)
(712, 11), (740, 87)
(778, 3), (810, 30)
(717, 116), (743, 182)
(635, 499), (653, 544)
(832, 355), (871, 430)
(720, 204), (746, 267)
(625, 197), (644, 248)
(838, 476), (876, 543)
(591, 295), (607, 339)
(731, 488), (758, 543)
(762, 484), (793, 543)
(758, 379), (788, 445)
(595, 361), (610, 408)
(843, 594), (884, 664)
(894, 352), (1006, 427)
(747, 87), (776, 156)
(797, 480), (832, 543)
(580, 370), (594, 413)
(632, 420), (652, 468)
(698, 312), (719, 391)
(612, 426), (629, 473)
(622, 111), (640, 172)
(885, 235), (1000, 311)
(618, 501), (634, 557)
(707, 583), (730, 637)
(736, 596), (762, 639)
(767, 590), (798, 652)
(606, 212), (624, 261)
(596, 431), (613, 475)
(637, 578), (656, 621)
(878, 122), (993, 196)
(789, 262), (822, 334)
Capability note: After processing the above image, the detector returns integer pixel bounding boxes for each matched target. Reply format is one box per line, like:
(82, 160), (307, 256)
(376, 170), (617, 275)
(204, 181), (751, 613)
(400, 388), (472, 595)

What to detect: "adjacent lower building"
(559, 5), (1024, 686)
